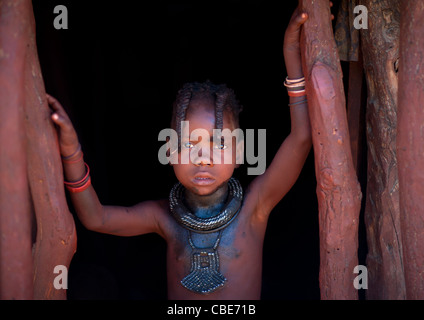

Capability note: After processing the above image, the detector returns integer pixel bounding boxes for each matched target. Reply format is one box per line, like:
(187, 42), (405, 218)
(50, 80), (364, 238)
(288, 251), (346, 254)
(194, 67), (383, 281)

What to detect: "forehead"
(185, 97), (237, 131)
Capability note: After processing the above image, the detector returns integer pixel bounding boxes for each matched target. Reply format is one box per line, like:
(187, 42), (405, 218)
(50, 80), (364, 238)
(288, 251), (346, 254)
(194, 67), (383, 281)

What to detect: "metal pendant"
(181, 231), (226, 294)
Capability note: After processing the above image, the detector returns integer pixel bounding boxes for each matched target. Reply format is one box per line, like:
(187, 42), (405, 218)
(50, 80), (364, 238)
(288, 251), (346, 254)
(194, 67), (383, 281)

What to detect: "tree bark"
(359, 0), (406, 300)
(397, 0), (424, 300)
(299, 0), (362, 299)
(0, 0), (77, 299)
(0, 0), (33, 300)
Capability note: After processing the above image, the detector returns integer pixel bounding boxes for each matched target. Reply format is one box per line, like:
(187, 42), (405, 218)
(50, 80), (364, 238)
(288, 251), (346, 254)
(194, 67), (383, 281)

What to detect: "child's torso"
(161, 200), (268, 300)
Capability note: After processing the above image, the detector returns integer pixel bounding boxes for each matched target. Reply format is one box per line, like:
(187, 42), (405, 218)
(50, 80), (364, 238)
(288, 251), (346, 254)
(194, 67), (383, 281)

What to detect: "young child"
(48, 7), (317, 299)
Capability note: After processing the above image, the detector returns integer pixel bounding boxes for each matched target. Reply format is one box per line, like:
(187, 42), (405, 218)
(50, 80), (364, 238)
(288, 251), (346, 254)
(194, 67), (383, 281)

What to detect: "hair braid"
(214, 84), (228, 131)
(173, 83), (194, 147)
(172, 80), (243, 149)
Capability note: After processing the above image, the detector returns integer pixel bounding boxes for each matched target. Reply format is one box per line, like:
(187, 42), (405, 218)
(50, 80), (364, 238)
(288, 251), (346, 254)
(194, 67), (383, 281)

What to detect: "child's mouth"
(193, 176), (215, 186)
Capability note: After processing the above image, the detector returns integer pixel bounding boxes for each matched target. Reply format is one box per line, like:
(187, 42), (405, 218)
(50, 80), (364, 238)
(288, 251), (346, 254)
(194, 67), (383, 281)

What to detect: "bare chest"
(165, 213), (265, 298)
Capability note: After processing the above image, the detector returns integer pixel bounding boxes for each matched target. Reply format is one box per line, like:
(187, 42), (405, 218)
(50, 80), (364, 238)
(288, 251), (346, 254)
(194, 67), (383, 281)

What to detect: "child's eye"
(214, 144), (228, 150)
(184, 142), (195, 149)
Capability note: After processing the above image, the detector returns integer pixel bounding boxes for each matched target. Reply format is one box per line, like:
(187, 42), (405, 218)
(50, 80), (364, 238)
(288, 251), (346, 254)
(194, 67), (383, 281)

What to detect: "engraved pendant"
(181, 231), (226, 294)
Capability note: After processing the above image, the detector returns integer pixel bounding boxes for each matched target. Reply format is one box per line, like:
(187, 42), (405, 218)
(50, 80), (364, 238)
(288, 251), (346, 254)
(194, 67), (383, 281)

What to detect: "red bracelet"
(287, 90), (307, 97)
(64, 163), (91, 193)
(66, 177), (91, 193)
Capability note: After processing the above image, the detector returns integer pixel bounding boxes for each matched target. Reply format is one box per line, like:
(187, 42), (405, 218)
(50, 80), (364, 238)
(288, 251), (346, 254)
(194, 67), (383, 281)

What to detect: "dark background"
(32, 0), (367, 300)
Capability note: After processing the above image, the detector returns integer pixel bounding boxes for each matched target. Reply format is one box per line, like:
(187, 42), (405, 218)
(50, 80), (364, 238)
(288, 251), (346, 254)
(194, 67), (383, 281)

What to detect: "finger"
(46, 94), (71, 121)
(46, 93), (65, 112)
(296, 12), (308, 25)
(288, 12), (308, 32)
(51, 112), (74, 135)
(51, 112), (65, 126)
(330, 1), (333, 7)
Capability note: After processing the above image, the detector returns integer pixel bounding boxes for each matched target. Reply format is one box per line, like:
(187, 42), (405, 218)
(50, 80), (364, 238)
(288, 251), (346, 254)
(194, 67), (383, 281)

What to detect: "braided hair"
(171, 80), (243, 149)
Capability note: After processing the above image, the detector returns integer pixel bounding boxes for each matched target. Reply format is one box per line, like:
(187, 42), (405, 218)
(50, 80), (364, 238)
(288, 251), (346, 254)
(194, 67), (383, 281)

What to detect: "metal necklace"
(169, 178), (243, 294)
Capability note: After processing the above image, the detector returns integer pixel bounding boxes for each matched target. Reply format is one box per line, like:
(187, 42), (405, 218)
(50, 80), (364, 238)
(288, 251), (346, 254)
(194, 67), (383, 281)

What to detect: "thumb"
(51, 112), (66, 127)
(294, 12), (308, 29)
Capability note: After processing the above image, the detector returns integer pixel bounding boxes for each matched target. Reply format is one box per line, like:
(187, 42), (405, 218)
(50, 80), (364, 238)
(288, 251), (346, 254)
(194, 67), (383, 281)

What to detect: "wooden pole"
(20, 0), (77, 299)
(359, 0), (406, 300)
(0, 0), (77, 299)
(299, 0), (362, 299)
(0, 0), (33, 300)
(397, 0), (424, 300)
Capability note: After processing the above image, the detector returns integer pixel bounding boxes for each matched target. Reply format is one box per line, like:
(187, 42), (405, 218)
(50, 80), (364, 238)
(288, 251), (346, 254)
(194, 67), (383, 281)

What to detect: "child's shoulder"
(133, 198), (170, 215)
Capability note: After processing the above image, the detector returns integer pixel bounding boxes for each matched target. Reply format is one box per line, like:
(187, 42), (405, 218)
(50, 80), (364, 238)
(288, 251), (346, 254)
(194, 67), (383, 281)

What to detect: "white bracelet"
(285, 76), (305, 84)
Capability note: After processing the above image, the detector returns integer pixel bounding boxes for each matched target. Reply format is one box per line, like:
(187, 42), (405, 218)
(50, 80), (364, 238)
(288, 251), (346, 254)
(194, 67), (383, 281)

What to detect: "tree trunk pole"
(397, 0), (424, 300)
(299, 0), (362, 299)
(359, 0), (406, 300)
(0, 0), (33, 300)
(0, 0), (77, 299)
(21, 0), (77, 299)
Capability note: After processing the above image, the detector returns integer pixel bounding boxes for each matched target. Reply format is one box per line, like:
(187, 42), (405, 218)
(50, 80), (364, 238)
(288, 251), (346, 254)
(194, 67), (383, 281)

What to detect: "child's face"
(172, 98), (240, 196)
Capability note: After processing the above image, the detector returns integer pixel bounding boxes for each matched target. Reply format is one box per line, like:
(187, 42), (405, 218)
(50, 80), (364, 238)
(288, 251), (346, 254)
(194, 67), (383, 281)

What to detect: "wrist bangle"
(285, 76), (305, 84)
(286, 85), (305, 92)
(284, 80), (305, 88)
(284, 76), (306, 97)
(66, 177), (91, 193)
(62, 144), (84, 164)
(288, 98), (308, 107)
(287, 90), (306, 97)
(61, 144), (81, 160)
(64, 163), (91, 193)
(62, 151), (84, 164)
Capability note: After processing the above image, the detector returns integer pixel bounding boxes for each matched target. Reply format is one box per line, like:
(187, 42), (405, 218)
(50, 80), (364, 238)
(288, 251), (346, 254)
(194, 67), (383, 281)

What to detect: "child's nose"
(194, 160), (214, 167)
(193, 147), (214, 167)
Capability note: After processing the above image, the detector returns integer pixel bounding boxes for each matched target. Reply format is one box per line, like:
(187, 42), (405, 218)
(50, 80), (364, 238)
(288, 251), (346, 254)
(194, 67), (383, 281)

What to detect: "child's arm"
(48, 94), (166, 237)
(249, 6), (332, 219)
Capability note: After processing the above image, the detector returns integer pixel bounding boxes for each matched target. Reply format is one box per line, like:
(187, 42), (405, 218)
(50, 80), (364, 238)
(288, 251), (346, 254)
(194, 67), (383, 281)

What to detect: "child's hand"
(283, 2), (334, 78)
(47, 94), (80, 157)
(283, 8), (308, 55)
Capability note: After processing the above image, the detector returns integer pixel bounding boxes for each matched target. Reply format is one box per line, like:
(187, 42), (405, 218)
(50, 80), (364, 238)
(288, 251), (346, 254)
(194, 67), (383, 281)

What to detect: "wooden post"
(299, 0), (362, 299)
(0, 0), (77, 299)
(359, 0), (406, 300)
(22, 0), (77, 300)
(0, 0), (33, 300)
(397, 0), (424, 300)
